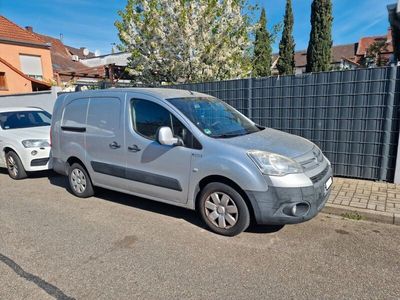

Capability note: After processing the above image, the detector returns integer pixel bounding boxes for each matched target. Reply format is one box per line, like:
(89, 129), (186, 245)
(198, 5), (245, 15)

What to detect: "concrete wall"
(0, 86), (60, 113)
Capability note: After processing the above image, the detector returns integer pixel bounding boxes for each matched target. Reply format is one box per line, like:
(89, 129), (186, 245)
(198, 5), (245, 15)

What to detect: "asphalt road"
(0, 171), (399, 300)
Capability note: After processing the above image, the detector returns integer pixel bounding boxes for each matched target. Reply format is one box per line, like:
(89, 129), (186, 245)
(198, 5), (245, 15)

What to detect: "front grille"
(297, 147), (324, 172)
(31, 158), (50, 167)
(310, 165), (329, 184)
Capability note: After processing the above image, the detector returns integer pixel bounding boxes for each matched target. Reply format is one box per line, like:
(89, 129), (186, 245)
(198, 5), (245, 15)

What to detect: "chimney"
(25, 26), (33, 32)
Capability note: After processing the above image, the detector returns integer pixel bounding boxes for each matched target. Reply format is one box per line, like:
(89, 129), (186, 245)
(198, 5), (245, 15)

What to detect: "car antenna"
(189, 90), (194, 95)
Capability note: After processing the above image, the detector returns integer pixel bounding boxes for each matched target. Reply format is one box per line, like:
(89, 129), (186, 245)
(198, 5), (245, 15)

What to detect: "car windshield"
(167, 97), (260, 138)
(0, 110), (51, 130)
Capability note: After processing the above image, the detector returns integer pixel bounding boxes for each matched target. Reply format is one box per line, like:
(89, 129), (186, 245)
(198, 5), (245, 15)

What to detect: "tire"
(68, 163), (94, 198)
(5, 151), (27, 180)
(198, 182), (250, 236)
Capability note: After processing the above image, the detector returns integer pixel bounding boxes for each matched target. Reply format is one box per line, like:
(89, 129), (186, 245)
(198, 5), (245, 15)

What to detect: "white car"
(0, 107), (51, 179)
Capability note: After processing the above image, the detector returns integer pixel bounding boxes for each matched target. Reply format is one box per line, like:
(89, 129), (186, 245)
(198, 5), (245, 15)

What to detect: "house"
(29, 30), (107, 86)
(388, 1), (400, 62)
(356, 30), (394, 67)
(0, 16), (53, 95)
(273, 29), (394, 75)
(30, 29), (132, 89)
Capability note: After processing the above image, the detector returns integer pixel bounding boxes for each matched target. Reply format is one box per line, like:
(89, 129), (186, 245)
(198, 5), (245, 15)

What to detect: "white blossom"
(116, 0), (253, 85)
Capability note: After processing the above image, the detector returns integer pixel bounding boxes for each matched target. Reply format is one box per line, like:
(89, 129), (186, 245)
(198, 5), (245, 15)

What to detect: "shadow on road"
(47, 173), (284, 235)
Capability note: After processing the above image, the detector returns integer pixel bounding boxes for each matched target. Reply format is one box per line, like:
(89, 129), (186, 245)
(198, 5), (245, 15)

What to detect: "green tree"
(306, 0), (333, 73)
(277, 0), (295, 75)
(364, 40), (389, 67)
(253, 8), (272, 77)
(115, 0), (253, 85)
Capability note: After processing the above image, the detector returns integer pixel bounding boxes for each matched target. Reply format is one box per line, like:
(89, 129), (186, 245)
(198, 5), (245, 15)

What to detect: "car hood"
(4, 126), (50, 141)
(220, 128), (314, 159)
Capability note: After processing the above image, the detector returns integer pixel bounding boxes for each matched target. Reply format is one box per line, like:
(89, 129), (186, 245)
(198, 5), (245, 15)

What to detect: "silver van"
(51, 88), (332, 236)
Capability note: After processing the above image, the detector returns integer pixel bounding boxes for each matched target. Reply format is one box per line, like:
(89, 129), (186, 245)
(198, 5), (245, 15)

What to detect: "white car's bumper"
(19, 147), (51, 172)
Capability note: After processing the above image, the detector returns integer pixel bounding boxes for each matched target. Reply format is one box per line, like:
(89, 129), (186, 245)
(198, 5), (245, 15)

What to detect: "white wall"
(0, 86), (61, 113)
(80, 52), (130, 68)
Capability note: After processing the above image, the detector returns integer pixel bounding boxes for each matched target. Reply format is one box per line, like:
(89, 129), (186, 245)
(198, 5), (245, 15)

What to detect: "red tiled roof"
(0, 15), (47, 46)
(65, 45), (95, 59)
(277, 43), (359, 68)
(32, 32), (104, 78)
(356, 32), (393, 56)
(357, 36), (386, 56)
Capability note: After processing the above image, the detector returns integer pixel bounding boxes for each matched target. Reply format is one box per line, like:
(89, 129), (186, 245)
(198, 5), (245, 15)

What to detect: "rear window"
(0, 110), (51, 130)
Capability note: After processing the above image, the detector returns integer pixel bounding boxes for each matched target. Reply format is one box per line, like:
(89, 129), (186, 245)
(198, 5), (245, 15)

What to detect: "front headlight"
(247, 150), (303, 176)
(22, 139), (50, 148)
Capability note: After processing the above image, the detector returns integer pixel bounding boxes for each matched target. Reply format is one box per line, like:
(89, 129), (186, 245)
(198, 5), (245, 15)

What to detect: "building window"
(0, 72), (7, 90)
(19, 54), (43, 80)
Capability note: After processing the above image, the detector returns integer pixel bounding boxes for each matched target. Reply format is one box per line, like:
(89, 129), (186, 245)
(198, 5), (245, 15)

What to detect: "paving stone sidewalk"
(323, 177), (400, 225)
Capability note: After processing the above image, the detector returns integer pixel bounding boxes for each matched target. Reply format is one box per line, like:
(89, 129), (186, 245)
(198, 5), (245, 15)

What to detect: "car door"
(85, 93), (125, 189)
(123, 93), (196, 204)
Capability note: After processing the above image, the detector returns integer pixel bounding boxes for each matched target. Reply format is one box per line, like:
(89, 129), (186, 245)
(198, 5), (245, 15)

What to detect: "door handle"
(109, 141), (121, 149)
(128, 144), (141, 152)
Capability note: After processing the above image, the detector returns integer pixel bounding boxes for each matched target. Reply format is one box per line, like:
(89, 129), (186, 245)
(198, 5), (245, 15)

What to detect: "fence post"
(395, 131), (400, 184)
(248, 77), (253, 118)
(379, 65), (397, 181)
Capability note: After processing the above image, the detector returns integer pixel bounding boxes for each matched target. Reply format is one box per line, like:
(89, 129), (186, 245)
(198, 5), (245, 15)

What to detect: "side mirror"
(157, 127), (180, 146)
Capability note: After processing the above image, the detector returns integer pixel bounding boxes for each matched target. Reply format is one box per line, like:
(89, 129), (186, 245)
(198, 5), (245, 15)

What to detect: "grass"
(341, 212), (363, 221)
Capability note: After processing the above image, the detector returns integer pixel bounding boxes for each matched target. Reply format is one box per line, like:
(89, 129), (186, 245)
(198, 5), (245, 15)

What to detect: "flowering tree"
(115, 0), (253, 85)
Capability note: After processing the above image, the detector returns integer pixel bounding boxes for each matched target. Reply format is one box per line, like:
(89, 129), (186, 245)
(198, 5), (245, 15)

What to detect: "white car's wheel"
(5, 151), (27, 180)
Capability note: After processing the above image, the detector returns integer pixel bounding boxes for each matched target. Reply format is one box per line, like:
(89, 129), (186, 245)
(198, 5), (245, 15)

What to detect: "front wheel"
(198, 183), (250, 236)
(5, 151), (27, 180)
(68, 163), (94, 198)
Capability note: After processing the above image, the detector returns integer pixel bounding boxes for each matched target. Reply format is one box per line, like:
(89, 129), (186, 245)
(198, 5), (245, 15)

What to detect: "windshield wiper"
(211, 131), (246, 138)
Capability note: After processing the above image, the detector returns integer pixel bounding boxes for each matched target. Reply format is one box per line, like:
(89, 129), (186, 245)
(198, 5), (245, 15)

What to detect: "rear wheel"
(198, 182), (250, 236)
(68, 163), (94, 198)
(5, 151), (27, 180)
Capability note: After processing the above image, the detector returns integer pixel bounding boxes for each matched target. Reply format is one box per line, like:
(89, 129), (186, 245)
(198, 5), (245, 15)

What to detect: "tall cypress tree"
(306, 0), (333, 73)
(277, 0), (295, 75)
(253, 8), (272, 77)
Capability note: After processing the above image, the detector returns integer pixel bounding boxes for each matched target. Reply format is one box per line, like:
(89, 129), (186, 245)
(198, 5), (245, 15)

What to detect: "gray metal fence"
(173, 66), (400, 182)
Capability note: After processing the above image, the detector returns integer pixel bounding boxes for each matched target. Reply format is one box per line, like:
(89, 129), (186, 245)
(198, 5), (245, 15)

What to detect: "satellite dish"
(94, 50), (101, 57)
(82, 48), (89, 56)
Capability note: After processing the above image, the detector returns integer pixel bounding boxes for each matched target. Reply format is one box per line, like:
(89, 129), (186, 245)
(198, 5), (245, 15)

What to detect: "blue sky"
(0, 0), (395, 55)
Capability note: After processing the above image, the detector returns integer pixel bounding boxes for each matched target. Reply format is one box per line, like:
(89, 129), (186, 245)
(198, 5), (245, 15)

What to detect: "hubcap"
(205, 192), (238, 229)
(7, 156), (18, 177)
(71, 169), (87, 194)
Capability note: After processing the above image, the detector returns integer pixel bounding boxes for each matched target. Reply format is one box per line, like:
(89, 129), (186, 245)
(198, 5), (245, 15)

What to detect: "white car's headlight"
(22, 139), (50, 148)
(247, 150), (303, 176)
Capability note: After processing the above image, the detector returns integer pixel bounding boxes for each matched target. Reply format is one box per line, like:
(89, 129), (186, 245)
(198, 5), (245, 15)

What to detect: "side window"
(87, 97), (121, 134)
(131, 99), (171, 140)
(131, 99), (197, 148)
(62, 98), (88, 127)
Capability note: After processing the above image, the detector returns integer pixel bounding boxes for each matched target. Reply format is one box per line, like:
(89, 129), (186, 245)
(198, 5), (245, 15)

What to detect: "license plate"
(325, 177), (333, 190)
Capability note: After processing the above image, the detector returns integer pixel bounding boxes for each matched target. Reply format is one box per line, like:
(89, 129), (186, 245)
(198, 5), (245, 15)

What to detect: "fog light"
(283, 202), (310, 217)
(291, 205), (297, 216)
(31, 150), (38, 156)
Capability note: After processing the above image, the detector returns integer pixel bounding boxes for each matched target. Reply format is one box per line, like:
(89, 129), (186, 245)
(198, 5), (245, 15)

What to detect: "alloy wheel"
(7, 155), (18, 177)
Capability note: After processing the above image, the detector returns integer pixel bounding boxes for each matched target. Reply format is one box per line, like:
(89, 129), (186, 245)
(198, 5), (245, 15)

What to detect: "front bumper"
(246, 167), (333, 225)
(20, 147), (51, 172)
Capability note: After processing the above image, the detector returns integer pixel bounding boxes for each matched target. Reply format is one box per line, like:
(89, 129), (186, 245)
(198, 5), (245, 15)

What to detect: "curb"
(322, 203), (399, 226)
